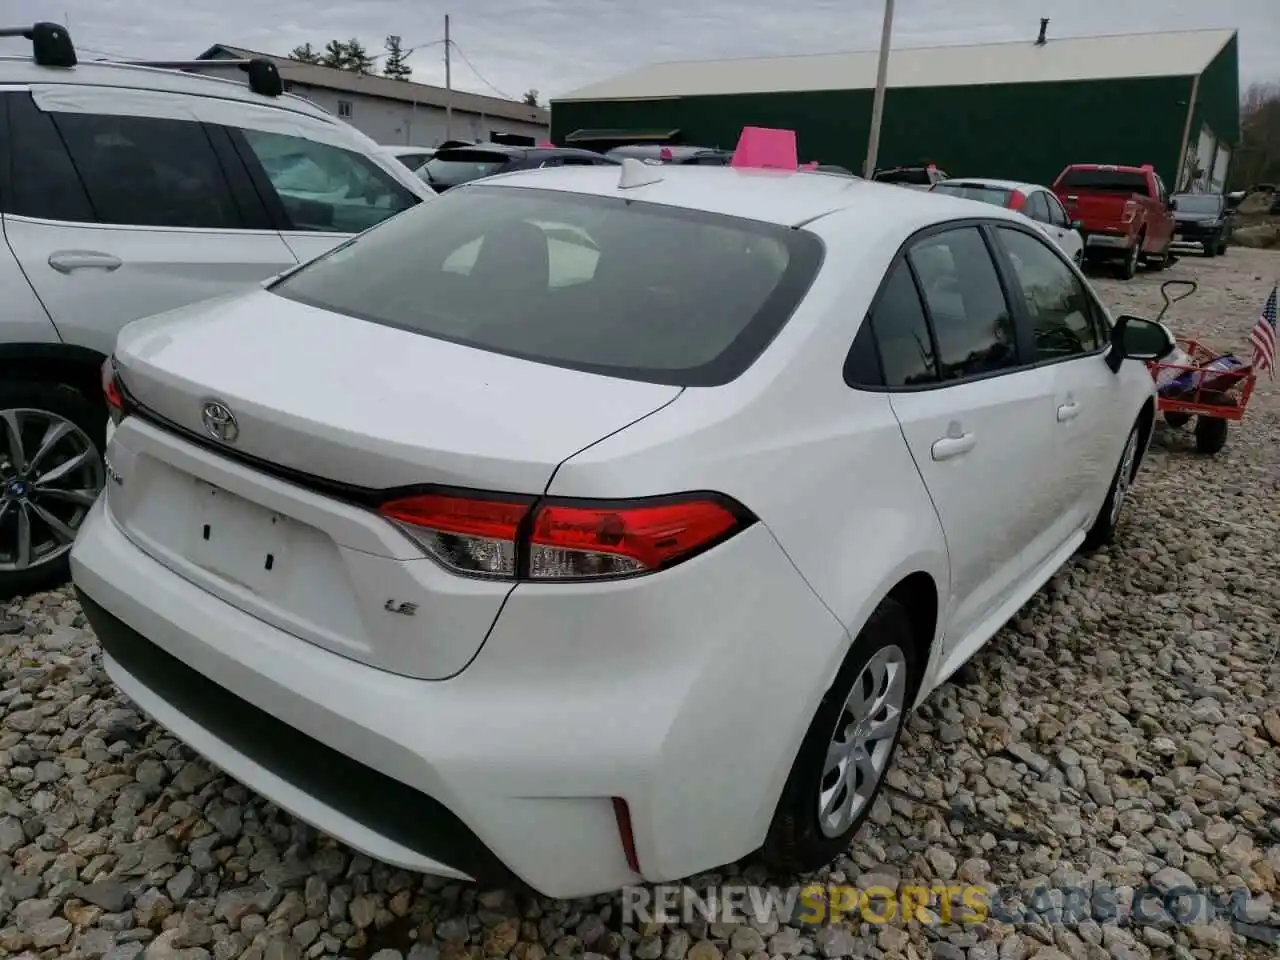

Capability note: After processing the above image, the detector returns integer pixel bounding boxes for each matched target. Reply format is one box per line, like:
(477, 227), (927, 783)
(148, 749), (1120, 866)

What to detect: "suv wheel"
(0, 382), (106, 598)
(761, 598), (918, 874)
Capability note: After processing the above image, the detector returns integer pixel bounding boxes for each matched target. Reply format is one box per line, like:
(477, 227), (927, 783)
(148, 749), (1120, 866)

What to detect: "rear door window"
(867, 261), (939, 387)
(3, 92), (96, 223)
(419, 150), (514, 188)
(1023, 191), (1051, 223)
(270, 185), (823, 386)
(907, 227), (1020, 381)
(236, 128), (420, 234)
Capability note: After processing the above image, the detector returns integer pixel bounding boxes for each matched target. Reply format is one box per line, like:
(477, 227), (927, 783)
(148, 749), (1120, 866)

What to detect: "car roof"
(936, 178), (1039, 192)
(0, 55), (338, 125)
(469, 162), (1027, 231)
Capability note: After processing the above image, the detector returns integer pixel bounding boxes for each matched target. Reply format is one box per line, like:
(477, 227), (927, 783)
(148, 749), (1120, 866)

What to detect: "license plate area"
(188, 479), (293, 597)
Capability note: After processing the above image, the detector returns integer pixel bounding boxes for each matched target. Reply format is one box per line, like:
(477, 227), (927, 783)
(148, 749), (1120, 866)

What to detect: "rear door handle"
(48, 250), (123, 274)
(931, 432), (976, 461)
(1057, 401), (1081, 422)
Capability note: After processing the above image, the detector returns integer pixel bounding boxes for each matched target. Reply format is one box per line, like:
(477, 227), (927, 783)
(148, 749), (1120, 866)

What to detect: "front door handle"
(931, 431), (976, 461)
(1057, 401), (1081, 422)
(48, 250), (123, 274)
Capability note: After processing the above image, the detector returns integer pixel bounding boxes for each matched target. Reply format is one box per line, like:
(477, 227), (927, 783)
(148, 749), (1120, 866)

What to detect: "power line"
(447, 41), (514, 101)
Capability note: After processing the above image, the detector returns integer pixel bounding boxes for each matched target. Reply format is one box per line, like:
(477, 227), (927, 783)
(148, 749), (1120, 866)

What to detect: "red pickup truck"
(1051, 163), (1176, 280)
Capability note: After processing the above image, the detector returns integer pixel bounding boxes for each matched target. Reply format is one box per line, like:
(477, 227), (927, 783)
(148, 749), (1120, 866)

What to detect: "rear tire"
(761, 599), (919, 875)
(0, 381), (107, 600)
(1116, 238), (1141, 280)
(1194, 416), (1229, 455)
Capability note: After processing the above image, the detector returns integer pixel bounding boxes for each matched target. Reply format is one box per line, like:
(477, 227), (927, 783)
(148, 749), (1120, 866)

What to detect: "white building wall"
(186, 67), (548, 147)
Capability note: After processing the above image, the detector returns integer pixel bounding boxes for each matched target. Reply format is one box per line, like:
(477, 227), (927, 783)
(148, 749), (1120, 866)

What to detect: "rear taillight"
(101, 357), (125, 425)
(1122, 200), (1138, 224)
(379, 490), (754, 582)
(1009, 190), (1027, 212)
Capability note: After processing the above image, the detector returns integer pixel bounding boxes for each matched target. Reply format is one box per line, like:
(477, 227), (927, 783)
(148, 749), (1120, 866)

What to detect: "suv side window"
(1023, 191), (1050, 223)
(867, 260), (939, 387)
(907, 227), (1019, 380)
(52, 112), (244, 229)
(236, 128), (419, 234)
(3, 93), (96, 223)
(997, 226), (1104, 360)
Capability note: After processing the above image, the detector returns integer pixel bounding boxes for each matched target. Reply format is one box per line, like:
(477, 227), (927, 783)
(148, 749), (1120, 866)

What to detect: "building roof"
(553, 27), (1237, 102)
(197, 45), (549, 125)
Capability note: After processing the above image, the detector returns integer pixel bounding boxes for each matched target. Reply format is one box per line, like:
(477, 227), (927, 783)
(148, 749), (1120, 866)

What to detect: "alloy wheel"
(1109, 429), (1139, 528)
(0, 408), (104, 573)
(817, 643), (907, 837)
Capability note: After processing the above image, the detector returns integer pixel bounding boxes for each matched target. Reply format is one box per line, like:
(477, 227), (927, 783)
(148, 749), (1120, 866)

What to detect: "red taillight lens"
(1122, 200), (1137, 223)
(101, 358), (125, 425)
(379, 493), (530, 579)
(379, 491), (753, 582)
(1008, 190), (1027, 212)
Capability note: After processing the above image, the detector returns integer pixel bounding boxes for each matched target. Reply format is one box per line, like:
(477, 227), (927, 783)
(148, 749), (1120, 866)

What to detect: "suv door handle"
(931, 432), (976, 461)
(1057, 401), (1081, 422)
(48, 251), (123, 274)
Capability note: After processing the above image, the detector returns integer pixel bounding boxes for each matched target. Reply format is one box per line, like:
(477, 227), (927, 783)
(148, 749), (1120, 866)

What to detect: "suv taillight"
(1122, 200), (1138, 223)
(379, 490), (755, 582)
(101, 357), (125, 425)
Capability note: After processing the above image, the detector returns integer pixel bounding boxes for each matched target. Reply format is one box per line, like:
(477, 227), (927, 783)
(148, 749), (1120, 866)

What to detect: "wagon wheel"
(1194, 416), (1229, 455)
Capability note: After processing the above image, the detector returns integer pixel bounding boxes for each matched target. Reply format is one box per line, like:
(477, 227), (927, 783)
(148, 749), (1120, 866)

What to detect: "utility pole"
(444, 14), (452, 141)
(862, 0), (895, 179)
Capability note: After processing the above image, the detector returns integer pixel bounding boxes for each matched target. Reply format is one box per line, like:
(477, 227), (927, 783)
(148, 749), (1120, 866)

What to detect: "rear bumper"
(1081, 231), (1135, 255)
(72, 493), (846, 897)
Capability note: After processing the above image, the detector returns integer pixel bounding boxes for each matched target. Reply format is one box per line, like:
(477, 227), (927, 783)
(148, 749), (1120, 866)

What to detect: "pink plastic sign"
(731, 127), (798, 170)
(537, 140), (554, 147)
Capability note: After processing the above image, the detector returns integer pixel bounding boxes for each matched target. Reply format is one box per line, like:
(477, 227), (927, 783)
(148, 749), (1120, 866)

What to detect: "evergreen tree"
(383, 36), (412, 80)
(320, 39), (349, 69)
(344, 38), (376, 74)
(289, 43), (321, 64)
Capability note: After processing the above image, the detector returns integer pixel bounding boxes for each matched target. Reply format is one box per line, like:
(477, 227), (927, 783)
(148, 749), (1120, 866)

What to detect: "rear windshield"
(931, 183), (1014, 207)
(876, 168), (931, 185)
(420, 150), (513, 188)
(1057, 169), (1148, 193)
(270, 186), (823, 386)
(1174, 194), (1223, 215)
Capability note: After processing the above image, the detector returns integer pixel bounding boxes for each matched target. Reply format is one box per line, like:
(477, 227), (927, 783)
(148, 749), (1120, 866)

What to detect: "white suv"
(0, 23), (434, 596)
(71, 157), (1174, 897)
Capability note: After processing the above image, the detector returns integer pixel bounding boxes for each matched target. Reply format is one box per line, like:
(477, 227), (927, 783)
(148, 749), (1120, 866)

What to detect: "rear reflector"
(379, 490), (754, 582)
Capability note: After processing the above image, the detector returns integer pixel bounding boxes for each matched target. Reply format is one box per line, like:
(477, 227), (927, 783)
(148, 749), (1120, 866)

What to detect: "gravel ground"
(2, 248), (1279, 960)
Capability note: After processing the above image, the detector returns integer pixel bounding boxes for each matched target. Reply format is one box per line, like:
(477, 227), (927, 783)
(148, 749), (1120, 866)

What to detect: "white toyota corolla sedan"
(71, 158), (1174, 898)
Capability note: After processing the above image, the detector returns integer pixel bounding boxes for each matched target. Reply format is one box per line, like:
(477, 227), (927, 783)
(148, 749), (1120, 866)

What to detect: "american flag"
(1250, 285), (1277, 379)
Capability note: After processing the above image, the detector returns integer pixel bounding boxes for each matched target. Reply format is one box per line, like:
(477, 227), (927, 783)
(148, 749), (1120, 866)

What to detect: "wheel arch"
(0, 342), (108, 406)
(1133, 395), (1157, 477)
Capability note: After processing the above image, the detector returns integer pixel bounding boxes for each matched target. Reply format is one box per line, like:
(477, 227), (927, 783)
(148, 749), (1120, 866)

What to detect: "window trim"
(845, 216), (1039, 393)
(986, 222), (1114, 371)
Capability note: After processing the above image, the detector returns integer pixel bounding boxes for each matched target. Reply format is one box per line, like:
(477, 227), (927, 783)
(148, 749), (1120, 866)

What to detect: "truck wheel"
(1194, 416), (1228, 455)
(1203, 243), (1216, 258)
(1117, 240), (1140, 280)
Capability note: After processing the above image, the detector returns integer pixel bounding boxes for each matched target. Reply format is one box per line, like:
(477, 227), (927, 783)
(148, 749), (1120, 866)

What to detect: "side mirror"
(1105, 315), (1176, 373)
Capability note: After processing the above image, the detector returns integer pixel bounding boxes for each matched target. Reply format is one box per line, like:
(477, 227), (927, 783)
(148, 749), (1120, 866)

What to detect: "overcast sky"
(5, 0), (1278, 103)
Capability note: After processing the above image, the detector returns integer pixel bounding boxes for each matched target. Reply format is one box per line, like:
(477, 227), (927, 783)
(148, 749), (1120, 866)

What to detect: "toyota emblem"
(201, 399), (240, 444)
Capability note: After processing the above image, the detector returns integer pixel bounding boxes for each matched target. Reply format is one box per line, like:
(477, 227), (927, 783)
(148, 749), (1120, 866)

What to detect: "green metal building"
(551, 24), (1240, 192)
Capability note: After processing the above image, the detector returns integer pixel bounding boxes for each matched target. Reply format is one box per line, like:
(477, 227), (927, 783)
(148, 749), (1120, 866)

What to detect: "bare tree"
(1231, 80), (1280, 189)
(521, 89), (540, 107)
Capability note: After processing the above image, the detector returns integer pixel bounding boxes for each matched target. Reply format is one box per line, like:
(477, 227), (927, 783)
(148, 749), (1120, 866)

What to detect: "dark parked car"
(872, 164), (949, 189)
(606, 144), (735, 165)
(1170, 192), (1234, 257)
(418, 143), (618, 191)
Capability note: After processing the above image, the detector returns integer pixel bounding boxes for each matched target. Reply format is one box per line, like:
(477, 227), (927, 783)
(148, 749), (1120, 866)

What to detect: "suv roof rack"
(0, 22), (76, 67)
(1, 21), (284, 96)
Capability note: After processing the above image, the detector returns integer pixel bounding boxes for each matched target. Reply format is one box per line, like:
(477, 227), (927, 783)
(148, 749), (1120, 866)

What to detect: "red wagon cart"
(1143, 280), (1258, 454)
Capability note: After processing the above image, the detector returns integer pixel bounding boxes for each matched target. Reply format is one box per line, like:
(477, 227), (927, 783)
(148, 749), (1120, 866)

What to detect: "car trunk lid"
(106, 289), (681, 678)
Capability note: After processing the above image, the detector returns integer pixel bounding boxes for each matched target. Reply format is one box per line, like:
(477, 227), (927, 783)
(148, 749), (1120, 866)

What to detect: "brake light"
(1122, 200), (1137, 223)
(101, 357), (125, 425)
(1009, 190), (1027, 212)
(378, 491), (754, 581)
